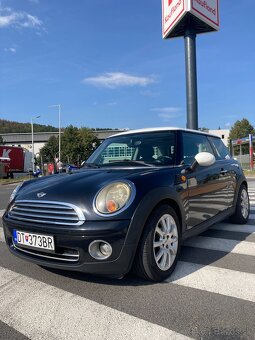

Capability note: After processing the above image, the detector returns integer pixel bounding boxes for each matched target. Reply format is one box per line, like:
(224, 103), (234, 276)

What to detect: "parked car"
(2, 128), (250, 282)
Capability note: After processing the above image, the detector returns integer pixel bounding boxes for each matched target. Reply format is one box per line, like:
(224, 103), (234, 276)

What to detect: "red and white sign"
(190, 0), (219, 29)
(162, 0), (219, 39)
(162, 0), (185, 39)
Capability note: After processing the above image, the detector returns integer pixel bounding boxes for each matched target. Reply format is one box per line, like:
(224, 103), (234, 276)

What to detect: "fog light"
(88, 240), (112, 260)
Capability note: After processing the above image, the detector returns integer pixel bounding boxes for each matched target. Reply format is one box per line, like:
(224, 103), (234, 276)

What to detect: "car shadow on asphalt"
(42, 217), (255, 286)
(41, 266), (152, 286)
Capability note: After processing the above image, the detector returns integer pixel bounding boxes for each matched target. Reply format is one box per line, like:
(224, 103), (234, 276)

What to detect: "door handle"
(220, 169), (228, 175)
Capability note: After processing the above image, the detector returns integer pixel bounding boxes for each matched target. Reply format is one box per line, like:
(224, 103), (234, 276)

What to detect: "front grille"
(12, 243), (79, 263)
(8, 200), (85, 226)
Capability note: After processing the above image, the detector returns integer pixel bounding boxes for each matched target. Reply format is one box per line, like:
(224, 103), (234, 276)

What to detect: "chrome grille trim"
(14, 207), (77, 215)
(10, 211), (79, 221)
(13, 243), (79, 262)
(8, 200), (86, 226)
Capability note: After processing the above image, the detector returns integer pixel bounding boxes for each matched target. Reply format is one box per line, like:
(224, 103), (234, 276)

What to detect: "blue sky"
(0, 0), (254, 130)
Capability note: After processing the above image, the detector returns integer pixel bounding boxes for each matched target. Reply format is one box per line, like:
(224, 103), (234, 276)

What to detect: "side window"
(209, 137), (231, 160)
(182, 132), (214, 165)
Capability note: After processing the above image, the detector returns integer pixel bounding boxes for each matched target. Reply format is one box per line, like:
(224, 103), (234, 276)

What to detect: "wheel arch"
(234, 178), (248, 207)
(147, 198), (182, 232)
(124, 187), (185, 267)
(131, 199), (182, 281)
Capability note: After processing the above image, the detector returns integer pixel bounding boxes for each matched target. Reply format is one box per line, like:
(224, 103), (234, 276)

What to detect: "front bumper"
(3, 216), (137, 277)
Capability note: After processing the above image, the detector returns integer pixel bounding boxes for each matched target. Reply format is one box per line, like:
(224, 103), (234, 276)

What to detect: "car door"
(181, 132), (229, 229)
(208, 136), (236, 208)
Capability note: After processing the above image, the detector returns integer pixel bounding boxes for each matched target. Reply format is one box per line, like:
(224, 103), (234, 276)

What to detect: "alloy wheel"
(240, 189), (249, 219)
(153, 214), (178, 271)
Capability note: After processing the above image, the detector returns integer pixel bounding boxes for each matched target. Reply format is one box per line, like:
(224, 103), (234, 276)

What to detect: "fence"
(234, 155), (250, 170)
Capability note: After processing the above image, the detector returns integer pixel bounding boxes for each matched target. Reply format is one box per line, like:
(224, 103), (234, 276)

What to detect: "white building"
(0, 130), (125, 155)
(208, 129), (230, 146)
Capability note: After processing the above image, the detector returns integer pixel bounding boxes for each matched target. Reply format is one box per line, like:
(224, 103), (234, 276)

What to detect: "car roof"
(108, 127), (220, 139)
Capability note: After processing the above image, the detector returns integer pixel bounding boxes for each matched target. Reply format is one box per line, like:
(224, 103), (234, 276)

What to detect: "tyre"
(133, 204), (181, 282)
(230, 184), (250, 224)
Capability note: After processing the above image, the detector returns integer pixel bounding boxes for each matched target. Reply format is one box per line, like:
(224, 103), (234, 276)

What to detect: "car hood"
(14, 167), (161, 205)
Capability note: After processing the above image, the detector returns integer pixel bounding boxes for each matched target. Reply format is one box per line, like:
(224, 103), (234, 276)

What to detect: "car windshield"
(86, 131), (176, 167)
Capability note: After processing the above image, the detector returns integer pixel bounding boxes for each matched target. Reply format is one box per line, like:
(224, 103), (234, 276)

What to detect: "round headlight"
(10, 182), (23, 202)
(94, 181), (135, 215)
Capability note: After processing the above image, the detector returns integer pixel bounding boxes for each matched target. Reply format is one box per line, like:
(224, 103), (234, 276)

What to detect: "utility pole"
(31, 115), (40, 172)
(49, 104), (61, 161)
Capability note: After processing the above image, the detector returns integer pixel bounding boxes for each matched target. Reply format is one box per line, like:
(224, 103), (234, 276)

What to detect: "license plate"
(13, 230), (55, 251)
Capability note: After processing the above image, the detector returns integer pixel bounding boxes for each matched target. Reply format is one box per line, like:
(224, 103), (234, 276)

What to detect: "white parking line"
(211, 223), (255, 234)
(0, 210), (5, 218)
(169, 261), (255, 303)
(0, 228), (4, 242)
(0, 267), (192, 340)
(184, 236), (255, 257)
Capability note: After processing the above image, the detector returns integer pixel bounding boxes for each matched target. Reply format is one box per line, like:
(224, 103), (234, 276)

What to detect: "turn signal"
(106, 200), (118, 213)
(181, 175), (186, 182)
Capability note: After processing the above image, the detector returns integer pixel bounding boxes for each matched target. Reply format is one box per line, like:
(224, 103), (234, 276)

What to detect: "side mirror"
(190, 152), (216, 172)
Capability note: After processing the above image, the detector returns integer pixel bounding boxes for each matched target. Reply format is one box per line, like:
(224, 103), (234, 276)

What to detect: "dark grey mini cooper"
(3, 128), (250, 282)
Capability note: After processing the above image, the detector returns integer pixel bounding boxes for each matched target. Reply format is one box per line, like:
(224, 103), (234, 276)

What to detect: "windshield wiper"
(81, 163), (100, 168)
(102, 160), (154, 167)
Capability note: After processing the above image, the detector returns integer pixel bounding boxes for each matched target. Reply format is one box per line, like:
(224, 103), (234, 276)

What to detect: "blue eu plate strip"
(13, 230), (17, 243)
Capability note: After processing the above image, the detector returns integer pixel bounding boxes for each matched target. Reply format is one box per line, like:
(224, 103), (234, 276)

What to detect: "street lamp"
(49, 104), (61, 162)
(31, 115), (40, 173)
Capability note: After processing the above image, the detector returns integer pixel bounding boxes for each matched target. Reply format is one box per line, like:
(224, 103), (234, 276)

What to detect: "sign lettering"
(162, 0), (219, 39)
(192, 0), (219, 26)
(2, 149), (11, 158)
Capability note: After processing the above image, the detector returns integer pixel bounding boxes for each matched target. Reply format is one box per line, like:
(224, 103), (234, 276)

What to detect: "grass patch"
(0, 175), (33, 185)
(244, 170), (255, 177)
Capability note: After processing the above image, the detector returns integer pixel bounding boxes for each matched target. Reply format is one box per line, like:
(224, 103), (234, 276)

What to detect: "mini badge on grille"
(37, 192), (47, 198)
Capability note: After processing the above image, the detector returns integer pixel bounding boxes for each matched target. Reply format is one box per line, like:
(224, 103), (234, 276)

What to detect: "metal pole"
(249, 134), (253, 171)
(58, 104), (61, 162)
(49, 104), (61, 162)
(229, 139), (233, 157)
(31, 119), (34, 173)
(31, 115), (40, 173)
(184, 28), (198, 130)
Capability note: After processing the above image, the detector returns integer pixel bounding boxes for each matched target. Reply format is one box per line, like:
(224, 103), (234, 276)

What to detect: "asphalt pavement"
(0, 181), (255, 340)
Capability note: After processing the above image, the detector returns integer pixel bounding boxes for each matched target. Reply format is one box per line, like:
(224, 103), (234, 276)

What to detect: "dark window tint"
(182, 132), (214, 165)
(209, 137), (230, 160)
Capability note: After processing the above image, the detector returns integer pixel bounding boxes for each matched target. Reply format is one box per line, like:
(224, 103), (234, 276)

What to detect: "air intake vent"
(8, 200), (85, 226)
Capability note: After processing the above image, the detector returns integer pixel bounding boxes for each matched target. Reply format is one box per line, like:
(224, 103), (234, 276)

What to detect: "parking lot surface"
(0, 182), (255, 339)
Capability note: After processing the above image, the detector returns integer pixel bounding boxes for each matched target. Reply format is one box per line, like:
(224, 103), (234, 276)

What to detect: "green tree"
(0, 135), (3, 144)
(40, 136), (59, 163)
(229, 118), (255, 140)
(79, 127), (100, 162)
(229, 119), (255, 156)
(61, 125), (83, 164)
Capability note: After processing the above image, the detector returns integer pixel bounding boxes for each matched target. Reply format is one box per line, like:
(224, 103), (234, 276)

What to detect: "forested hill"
(0, 119), (58, 134)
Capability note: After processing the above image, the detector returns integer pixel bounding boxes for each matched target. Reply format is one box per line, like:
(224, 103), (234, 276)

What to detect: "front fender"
(233, 173), (248, 207)
(125, 186), (185, 246)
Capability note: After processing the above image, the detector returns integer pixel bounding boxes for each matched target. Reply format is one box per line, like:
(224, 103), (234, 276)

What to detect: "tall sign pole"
(184, 27), (198, 129)
(162, 0), (220, 130)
